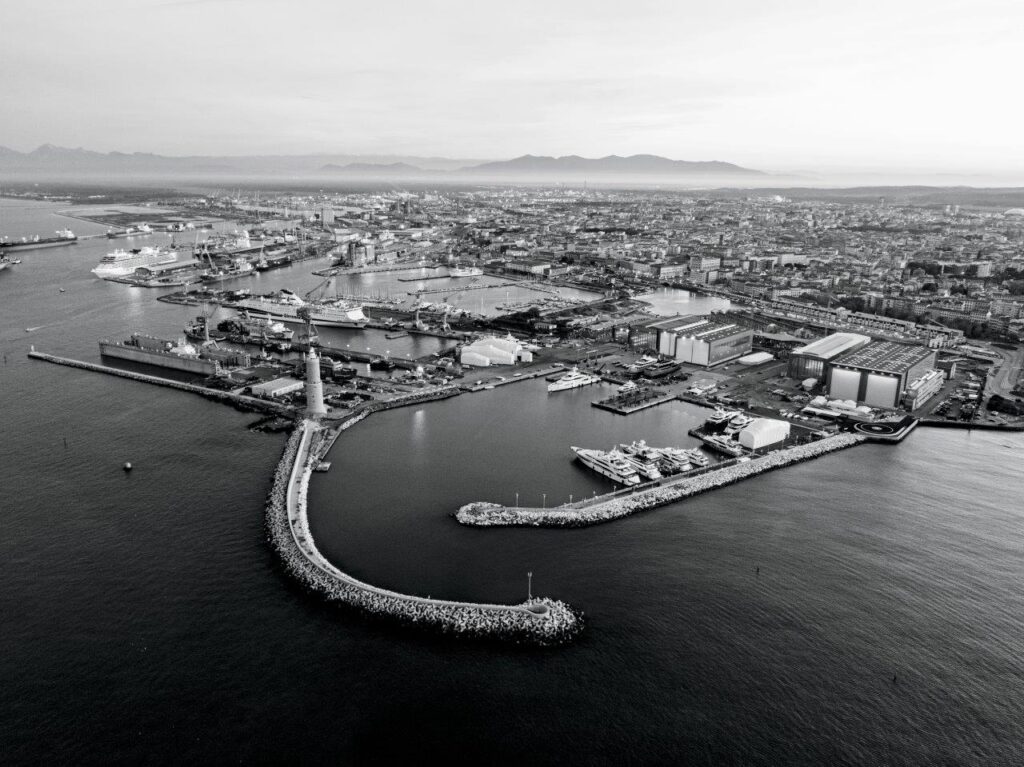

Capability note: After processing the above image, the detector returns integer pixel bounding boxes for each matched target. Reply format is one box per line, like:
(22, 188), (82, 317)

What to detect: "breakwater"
(27, 351), (294, 416)
(456, 433), (866, 528)
(265, 419), (583, 645)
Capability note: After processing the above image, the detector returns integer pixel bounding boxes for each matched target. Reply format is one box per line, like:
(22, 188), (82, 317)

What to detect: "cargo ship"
(0, 229), (77, 252)
(231, 289), (368, 328)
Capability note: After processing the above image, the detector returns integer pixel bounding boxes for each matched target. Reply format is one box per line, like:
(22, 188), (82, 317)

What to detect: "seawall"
(456, 433), (867, 528)
(265, 419), (583, 645)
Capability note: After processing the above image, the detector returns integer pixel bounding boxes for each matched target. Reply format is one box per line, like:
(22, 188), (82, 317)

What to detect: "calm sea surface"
(2, 198), (1024, 765)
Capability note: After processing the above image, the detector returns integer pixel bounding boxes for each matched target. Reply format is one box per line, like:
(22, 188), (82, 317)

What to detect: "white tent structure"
(738, 418), (791, 450)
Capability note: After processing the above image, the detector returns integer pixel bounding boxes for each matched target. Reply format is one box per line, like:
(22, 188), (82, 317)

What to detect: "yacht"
(617, 440), (664, 480)
(571, 447), (641, 486)
(92, 246), (177, 278)
(448, 264), (484, 278)
(724, 413), (755, 434)
(548, 366), (602, 392)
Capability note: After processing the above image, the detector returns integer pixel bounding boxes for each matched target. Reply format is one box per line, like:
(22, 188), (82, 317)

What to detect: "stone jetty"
(266, 419), (583, 645)
(456, 433), (867, 528)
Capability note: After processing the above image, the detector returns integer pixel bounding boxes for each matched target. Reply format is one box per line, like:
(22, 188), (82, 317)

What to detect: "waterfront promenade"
(457, 433), (866, 528)
(267, 418), (582, 645)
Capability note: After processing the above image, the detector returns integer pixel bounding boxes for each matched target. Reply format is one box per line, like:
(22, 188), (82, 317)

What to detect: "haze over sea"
(3, 198), (1024, 765)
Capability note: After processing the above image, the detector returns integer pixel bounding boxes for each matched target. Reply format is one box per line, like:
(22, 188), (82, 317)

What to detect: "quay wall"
(27, 351), (292, 415)
(265, 419), (582, 645)
(456, 433), (866, 528)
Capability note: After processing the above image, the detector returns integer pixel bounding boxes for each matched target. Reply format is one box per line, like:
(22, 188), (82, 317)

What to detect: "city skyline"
(2, 0), (1021, 178)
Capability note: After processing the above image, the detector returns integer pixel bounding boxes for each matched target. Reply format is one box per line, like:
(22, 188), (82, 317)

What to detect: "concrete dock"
(456, 432), (866, 528)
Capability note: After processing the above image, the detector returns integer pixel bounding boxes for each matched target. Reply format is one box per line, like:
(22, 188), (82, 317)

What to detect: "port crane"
(297, 306), (319, 347)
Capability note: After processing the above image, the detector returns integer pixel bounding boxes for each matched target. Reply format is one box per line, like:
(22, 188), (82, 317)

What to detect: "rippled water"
(3, 198), (1024, 765)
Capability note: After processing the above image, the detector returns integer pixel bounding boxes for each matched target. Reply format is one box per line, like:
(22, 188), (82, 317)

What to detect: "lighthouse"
(305, 347), (327, 416)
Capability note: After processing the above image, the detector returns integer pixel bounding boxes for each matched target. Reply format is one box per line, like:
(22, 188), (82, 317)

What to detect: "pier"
(27, 351), (294, 415)
(267, 419), (582, 644)
(591, 388), (678, 415)
(456, 433), (866, 528)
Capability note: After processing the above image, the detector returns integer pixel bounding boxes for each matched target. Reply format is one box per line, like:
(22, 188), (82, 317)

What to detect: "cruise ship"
(548, 366), (602, 392)
(571, 447), (641, 486)
(231, 289), (368, 328)
(92, 246), (177, 278)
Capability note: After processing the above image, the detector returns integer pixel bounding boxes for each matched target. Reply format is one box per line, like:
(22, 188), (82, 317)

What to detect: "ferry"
(548, 366), (602, 392)
(0, 228), (77, 253)
(232, 289), (368, 329)
(571, 446), (641, 486)
(92, 246), (177, 278)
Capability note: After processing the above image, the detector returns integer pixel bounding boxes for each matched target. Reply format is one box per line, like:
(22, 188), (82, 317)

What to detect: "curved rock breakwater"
(266, 419), (583, 645)
(456, 433), (867, 528)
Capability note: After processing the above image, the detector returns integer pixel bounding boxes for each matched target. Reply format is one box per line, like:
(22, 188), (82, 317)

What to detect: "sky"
(1, 0), (1021, 176)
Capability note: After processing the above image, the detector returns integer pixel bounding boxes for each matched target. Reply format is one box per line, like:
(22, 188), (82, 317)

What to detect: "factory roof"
(646, 314), (750, 343)
(832, 340), (933, 374)
(791, 332), (871, 360)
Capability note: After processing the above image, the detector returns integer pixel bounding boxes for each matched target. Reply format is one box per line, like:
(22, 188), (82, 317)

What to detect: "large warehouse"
(827, 341), (937, 409)
(647, 315), (753, 367)
(787, 332), (871, 379)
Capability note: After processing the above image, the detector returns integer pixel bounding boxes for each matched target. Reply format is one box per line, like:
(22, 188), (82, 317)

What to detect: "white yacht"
(448, 264), (484, 278)
(617, 440), (664, 480)
(548, 366), (602, 392)
(92, 246), (177, 278)
(571, 447), (641, 486)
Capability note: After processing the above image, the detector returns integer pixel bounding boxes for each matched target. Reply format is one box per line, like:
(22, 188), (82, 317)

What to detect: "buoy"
(123, 462), (133, 471)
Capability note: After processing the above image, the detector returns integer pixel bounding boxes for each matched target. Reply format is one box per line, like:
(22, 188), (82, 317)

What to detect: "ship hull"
(0, 239), (77, 253)
(99, 341), (218, 375)
(242, 307), (368, 329)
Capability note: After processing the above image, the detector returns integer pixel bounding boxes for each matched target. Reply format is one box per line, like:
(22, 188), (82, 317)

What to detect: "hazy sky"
(1, 0), (1021, 174)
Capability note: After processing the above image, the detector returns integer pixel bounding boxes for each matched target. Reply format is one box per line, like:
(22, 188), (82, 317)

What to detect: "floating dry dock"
(268, 419), (582, 645)
(457, 433), (867, 528)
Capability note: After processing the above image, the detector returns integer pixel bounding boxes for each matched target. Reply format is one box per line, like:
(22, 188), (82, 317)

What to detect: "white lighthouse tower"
(305, 347), (327, 416)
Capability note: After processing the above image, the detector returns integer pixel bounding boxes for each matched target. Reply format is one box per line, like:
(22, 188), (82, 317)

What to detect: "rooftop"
(833, 340), (933, 374)
(792, 332), (871, 360)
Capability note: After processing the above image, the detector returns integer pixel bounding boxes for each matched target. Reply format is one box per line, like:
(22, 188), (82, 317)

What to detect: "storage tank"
(738, 418), (791, 450)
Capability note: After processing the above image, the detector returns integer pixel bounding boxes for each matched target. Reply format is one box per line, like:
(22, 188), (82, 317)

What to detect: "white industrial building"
(738, 418), (791, 450)
(250, 377), (304, 398)
(647, 315), (753, 367)
(459, 335), (533, 367)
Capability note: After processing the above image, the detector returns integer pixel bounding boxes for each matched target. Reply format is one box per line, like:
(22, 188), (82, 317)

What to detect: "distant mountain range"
(0, 145), (766, 182)
(463, 153), (762, 177)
